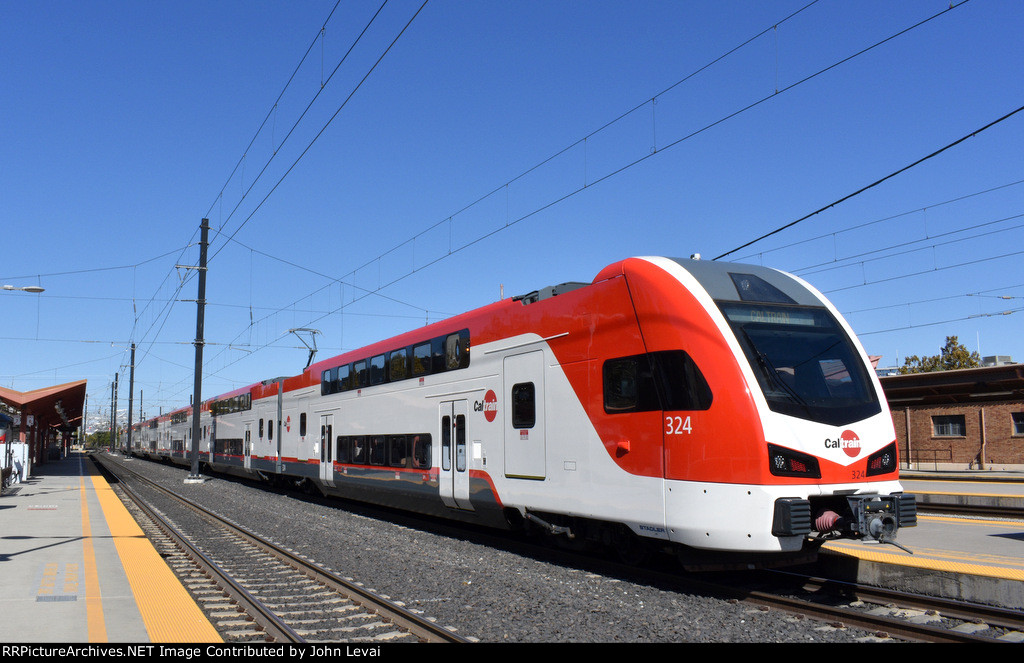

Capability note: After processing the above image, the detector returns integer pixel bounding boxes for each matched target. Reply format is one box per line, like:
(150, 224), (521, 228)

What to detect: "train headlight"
(866, 442), (897, 476)
(767, 444), (821, 479)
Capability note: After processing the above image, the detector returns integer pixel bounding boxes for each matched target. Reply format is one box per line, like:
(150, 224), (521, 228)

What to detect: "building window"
(932, 415), (966, 437)
(1013, 412), (1024, 436)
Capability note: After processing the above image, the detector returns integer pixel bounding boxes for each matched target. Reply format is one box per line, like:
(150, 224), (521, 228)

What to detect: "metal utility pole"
(186, 219), (209, 483)
(111, 373), (118, 452)
(126, 343), (135, 459)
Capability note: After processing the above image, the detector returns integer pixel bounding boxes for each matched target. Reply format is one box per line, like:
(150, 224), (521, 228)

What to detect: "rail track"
(715, 570), (1024, 643)
(95, 452), (1023, 643)
(92, 453), (468, 644)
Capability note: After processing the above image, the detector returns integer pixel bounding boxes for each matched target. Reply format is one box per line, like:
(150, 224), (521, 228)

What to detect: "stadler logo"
(824, 429), (861, 458)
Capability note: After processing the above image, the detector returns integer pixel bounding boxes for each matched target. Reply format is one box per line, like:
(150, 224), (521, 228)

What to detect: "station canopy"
(0, 380), (87, 432)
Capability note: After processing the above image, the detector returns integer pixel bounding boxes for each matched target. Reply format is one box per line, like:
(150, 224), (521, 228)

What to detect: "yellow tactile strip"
(89, 475), (222, 642)
(822, 541), (1024, 582)
(79, 477), (107, 641)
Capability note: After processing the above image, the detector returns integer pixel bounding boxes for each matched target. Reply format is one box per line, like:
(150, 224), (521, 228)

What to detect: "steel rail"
(93, 453), (468, 644)
(111, 474), (303, 642)
(768, 570), (1024, 634)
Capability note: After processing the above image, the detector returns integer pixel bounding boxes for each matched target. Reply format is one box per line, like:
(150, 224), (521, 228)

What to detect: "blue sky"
(2, 0), (1022, 424)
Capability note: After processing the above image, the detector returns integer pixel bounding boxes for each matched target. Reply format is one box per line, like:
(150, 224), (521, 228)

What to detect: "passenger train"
(123, 256), (916, 568)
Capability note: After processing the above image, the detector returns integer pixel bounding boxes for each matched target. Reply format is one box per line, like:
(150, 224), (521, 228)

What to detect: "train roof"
(194, 255), (825, 408)
(666, 257), (821, 307)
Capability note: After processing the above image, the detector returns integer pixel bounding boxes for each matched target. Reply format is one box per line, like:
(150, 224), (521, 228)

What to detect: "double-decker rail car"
(127, 256), (916, 568)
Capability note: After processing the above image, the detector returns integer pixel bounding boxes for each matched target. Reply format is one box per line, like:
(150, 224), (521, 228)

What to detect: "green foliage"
(898, 336), (981, 374)
(85, 430), (111, 448)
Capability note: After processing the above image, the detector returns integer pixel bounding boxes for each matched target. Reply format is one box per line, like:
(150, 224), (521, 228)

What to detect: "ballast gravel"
(118, 455), (887, 643)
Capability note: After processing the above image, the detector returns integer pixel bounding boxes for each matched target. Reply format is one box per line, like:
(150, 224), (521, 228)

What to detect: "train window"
(268, 420), (273, 441)
(720, 302), (880, 426)
(389, 349), (409, 381)
(728, 272), (797, 304)
(259, 419), (264, 438)
(300, 412), (307, 437)
(603, 356), (660, 413)
(441, 416), (451, 471)
(604, 358), (639, 412)
(321, 367), (334, 396)
(445, 334), (462, 370)
(353, 360), (368, 388)
(389, 435), (408, 467)
(512, 383), (536, 428)
(370, 355), (386, 385)
(431, 337), (447, 373)
(352, 436), (367, 464)
(412, 434), (431, 469)
(336, 364), (351, 391)
(455, 415), (467, 472)
(412, 343), (431, 376)
(445, 331), (470, 370)
(336, 436), (350, 464)
(650, 350), (713, 411)
(604, 351), (711, 413)
(369, 435), (386, 465)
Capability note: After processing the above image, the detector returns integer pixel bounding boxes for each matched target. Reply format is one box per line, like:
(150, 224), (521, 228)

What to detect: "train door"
(243, 421), (253, 471)
(503, 351), (546, 480)
(319, 413), (334, 487)
(439, 400), (472, 510)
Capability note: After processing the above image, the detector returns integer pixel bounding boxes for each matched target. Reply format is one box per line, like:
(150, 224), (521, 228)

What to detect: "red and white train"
(126, 256), (915, 568)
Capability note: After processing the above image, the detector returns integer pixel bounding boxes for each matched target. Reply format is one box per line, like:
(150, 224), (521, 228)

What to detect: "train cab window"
(412, 343), (431, 376)
(412, 434), (431, 469)
(370, 355), (386, 385)
(389, 435), (408, 467)
(336, 436), (350, 463)
(603, 356), (659, 413)
(512, 383), (536, 428)
(650, 350), (713, 411)
(300, 412), (307, 437)
(603, 351), (711, 413)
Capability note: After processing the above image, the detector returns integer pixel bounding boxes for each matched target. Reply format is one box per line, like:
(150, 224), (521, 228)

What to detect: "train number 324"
(665, 415), (693, 435)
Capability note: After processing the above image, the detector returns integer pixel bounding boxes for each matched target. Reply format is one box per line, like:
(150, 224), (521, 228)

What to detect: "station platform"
(811, 469), (1024, 613)
(0, 452), (222, 643)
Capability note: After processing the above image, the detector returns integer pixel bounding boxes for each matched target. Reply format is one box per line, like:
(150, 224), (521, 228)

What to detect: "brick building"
(880, 364), (1024, 471)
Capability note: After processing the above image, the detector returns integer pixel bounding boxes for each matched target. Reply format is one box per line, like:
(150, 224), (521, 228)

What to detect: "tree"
(899, 336), (981, 374)
(85, 430), (111, 449)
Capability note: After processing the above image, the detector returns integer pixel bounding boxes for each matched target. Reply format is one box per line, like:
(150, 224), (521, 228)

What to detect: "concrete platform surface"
(0, 453), (222, 643)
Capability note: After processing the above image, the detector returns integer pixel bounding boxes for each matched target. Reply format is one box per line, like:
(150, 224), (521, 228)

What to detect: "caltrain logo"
(474, 390), (498, 422)
(824, 430), (861, 458)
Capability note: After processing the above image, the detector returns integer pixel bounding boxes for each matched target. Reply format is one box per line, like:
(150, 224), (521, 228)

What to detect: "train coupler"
(812, 494), (917, 551)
